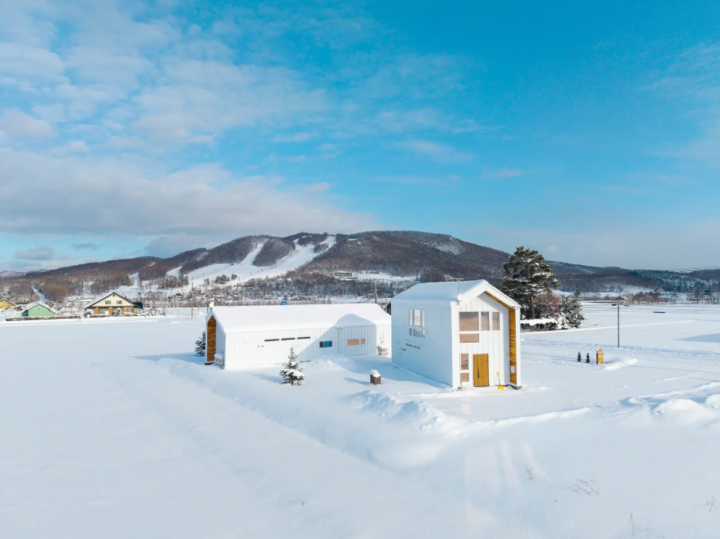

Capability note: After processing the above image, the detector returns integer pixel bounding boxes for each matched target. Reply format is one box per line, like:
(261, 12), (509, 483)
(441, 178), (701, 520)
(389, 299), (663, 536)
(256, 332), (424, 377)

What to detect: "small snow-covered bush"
(195, 331), (206, 356)
(280, 348), (305, 386)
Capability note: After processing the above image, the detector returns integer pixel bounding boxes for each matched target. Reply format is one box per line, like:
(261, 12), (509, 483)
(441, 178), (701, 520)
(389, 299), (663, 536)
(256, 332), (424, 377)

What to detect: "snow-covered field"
(2, 304), (720, 538)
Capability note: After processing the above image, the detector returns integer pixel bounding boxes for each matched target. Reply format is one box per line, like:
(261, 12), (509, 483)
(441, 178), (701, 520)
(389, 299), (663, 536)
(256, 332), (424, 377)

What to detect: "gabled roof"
(85, 292), (137, 309)
(208, 303), (390, 334)
(23, 301), (59, 314)
(0, 297), (15, 306)
(391, 279), (521, 308)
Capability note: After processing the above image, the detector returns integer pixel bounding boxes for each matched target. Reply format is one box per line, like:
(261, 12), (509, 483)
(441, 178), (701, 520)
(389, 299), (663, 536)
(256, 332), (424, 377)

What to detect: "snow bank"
(348, 390), (466, 434)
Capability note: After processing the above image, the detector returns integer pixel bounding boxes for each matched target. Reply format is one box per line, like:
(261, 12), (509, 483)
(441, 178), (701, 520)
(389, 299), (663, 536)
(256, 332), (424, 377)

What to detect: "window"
(117, 301), (122, 305)
(460, 373), (470, 383)
(459, 312), (479, 332)
(281, 337), (295, 341)
(409, 308), (425, 338)
(297, 336), (311, 340)
(361, 338), (366, 345)
(492, 312), (500, 330)
(460, 353), (469, 370)
(481, 312), (490, 331)
(264, 338), (279, 342)
(409, 309), (424, 327)
(460, 333), (479, 343)
(347, 339), (360, 346)
(105, 301), (111, 305)
(320, 341), (333, 348)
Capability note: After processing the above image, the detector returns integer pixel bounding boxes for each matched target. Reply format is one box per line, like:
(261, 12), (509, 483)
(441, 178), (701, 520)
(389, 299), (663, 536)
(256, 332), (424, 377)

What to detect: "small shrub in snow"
(280, 348), (305, 386)
(195, 331), (206, 356)
(561, 291), (585, 329)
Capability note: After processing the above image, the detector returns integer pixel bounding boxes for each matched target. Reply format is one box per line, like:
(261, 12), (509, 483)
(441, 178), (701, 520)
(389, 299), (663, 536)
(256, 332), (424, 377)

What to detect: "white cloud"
(271, 132), (318, 142)
(480, 167), (528, 180)
(0, 148), (378, 242)
(65, 140), (89, 152)
(395, 139), (473, 163)
(0, 43), (64, 83)
(133, 61), (327, 144)
(305, 182), (330, 192)
(0, 108), (53, 138)
(481, 220), (720, 269)
(15, 246), (55, 261)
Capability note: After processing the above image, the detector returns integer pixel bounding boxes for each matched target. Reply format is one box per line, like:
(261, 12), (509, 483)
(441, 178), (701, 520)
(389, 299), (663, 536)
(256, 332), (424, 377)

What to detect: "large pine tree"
(502, 246), (559, 319)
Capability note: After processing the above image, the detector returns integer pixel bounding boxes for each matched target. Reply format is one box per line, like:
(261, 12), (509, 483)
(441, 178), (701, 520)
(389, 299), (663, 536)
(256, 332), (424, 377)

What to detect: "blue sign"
(280, 301), (288, 305)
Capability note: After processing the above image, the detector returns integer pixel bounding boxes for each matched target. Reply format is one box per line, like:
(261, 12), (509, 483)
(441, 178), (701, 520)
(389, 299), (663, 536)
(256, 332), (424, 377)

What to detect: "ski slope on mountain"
(1, 304), (719, 538)
(173, 237), (337, 287)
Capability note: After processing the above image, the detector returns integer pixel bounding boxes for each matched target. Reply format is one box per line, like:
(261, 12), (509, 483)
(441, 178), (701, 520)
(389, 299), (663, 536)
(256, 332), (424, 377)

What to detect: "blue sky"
(1, 0), (720, 272)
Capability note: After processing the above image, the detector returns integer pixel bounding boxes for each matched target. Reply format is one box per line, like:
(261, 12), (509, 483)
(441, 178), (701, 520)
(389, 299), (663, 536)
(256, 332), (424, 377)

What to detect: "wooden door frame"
(206, 316), (217, 365)
(473, 353), (489, 387)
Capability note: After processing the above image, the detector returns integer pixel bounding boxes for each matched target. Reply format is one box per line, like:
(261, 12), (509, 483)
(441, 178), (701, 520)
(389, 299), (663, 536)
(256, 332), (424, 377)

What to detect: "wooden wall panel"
(207, 316), (217, 365)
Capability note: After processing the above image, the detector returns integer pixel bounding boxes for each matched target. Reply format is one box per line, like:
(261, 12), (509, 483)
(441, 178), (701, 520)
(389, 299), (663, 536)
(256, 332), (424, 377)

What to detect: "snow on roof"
(23, 301), (59, 314)
(391, 279), (520, 308)
(210, 303), (390, 333)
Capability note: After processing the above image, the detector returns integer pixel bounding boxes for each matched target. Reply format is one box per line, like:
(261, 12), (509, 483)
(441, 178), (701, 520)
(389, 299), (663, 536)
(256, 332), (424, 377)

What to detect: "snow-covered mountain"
(10, 230), (720, 297)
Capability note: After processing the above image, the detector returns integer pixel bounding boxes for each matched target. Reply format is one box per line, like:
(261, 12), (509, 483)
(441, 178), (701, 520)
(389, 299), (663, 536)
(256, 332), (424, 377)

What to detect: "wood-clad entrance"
(206, 316), (217, 365)
(483, 292), (518, 386)
(473, 354), (489, 387)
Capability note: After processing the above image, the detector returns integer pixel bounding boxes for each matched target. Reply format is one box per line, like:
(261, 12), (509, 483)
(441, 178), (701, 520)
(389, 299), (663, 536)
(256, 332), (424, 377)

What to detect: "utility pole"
(617, 297), (621, 348)
(374, 279), (378, 304)
(190, 282), (194, 319)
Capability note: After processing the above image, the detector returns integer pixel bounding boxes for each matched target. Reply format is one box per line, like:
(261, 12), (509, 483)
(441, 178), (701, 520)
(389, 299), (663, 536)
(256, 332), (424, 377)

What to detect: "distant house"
(390, 280), (522, 390)
(85, 292), (144, 316)
(21, 301), (59, 318)
(0, 298), (15, 309)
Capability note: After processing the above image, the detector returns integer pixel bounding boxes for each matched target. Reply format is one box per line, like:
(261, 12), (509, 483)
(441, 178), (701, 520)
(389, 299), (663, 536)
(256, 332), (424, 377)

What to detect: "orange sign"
(596, 348), (604, 365)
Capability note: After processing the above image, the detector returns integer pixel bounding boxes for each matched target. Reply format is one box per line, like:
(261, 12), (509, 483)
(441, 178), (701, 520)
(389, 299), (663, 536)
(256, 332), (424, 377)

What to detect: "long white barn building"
(206, 304), (391, 369)
(390, 280), (521, 389)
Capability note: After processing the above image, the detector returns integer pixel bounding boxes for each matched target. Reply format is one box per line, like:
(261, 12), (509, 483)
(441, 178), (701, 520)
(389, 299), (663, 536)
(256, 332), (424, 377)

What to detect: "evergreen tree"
(561, 291), (585, 329)
(195, 331), (206, 356)
(502, 246), (559, 319)
(280, 348), (305, 385)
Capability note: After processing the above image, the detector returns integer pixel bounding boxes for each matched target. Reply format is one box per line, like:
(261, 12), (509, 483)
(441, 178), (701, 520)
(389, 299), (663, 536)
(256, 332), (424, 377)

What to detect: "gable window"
(459, 312), (480, 342)
(117, 301), (123, 305)
(320, 341), (333, 348)
(492, 312), (500, 330)
(409, 308), (425, 338)
(459, 312), (478, 332)
(105, 301), (111, 305)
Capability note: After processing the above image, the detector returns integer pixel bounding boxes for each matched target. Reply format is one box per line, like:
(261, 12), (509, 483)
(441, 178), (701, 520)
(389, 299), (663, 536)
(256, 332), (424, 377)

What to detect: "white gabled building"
(206, 304), (391, 369)
(390, 280), (521, 390)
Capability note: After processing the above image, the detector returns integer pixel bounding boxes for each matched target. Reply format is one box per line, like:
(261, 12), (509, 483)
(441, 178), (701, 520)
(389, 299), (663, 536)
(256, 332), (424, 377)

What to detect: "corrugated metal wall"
(391, 301), (454, 385)
(219, 324), (390, 369)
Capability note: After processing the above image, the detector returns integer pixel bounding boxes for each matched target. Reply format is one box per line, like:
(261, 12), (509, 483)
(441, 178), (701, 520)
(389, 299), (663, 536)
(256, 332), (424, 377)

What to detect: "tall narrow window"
(481, 312), (490, 331)
(492, 312), (500, 330)
(460, 353), (469, 370)
(409, 308), (425, 338)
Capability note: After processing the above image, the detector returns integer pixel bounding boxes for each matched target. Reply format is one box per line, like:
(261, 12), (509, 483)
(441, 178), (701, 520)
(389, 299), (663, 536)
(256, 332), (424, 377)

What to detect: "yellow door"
(473, 354), (489, 387)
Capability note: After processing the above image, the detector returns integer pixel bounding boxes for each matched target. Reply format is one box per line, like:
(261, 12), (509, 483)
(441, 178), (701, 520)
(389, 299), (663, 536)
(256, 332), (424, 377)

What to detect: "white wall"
(453, 294), (509, 388)
(391, 301), (454, 386)
(218, 323), (390, 370)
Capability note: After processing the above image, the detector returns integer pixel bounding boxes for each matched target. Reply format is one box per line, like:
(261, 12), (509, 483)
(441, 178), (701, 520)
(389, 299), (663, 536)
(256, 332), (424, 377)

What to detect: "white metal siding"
(219, 323), (390, 370)
(391, 301), (454, 386)
(454, 294), (509, 388)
